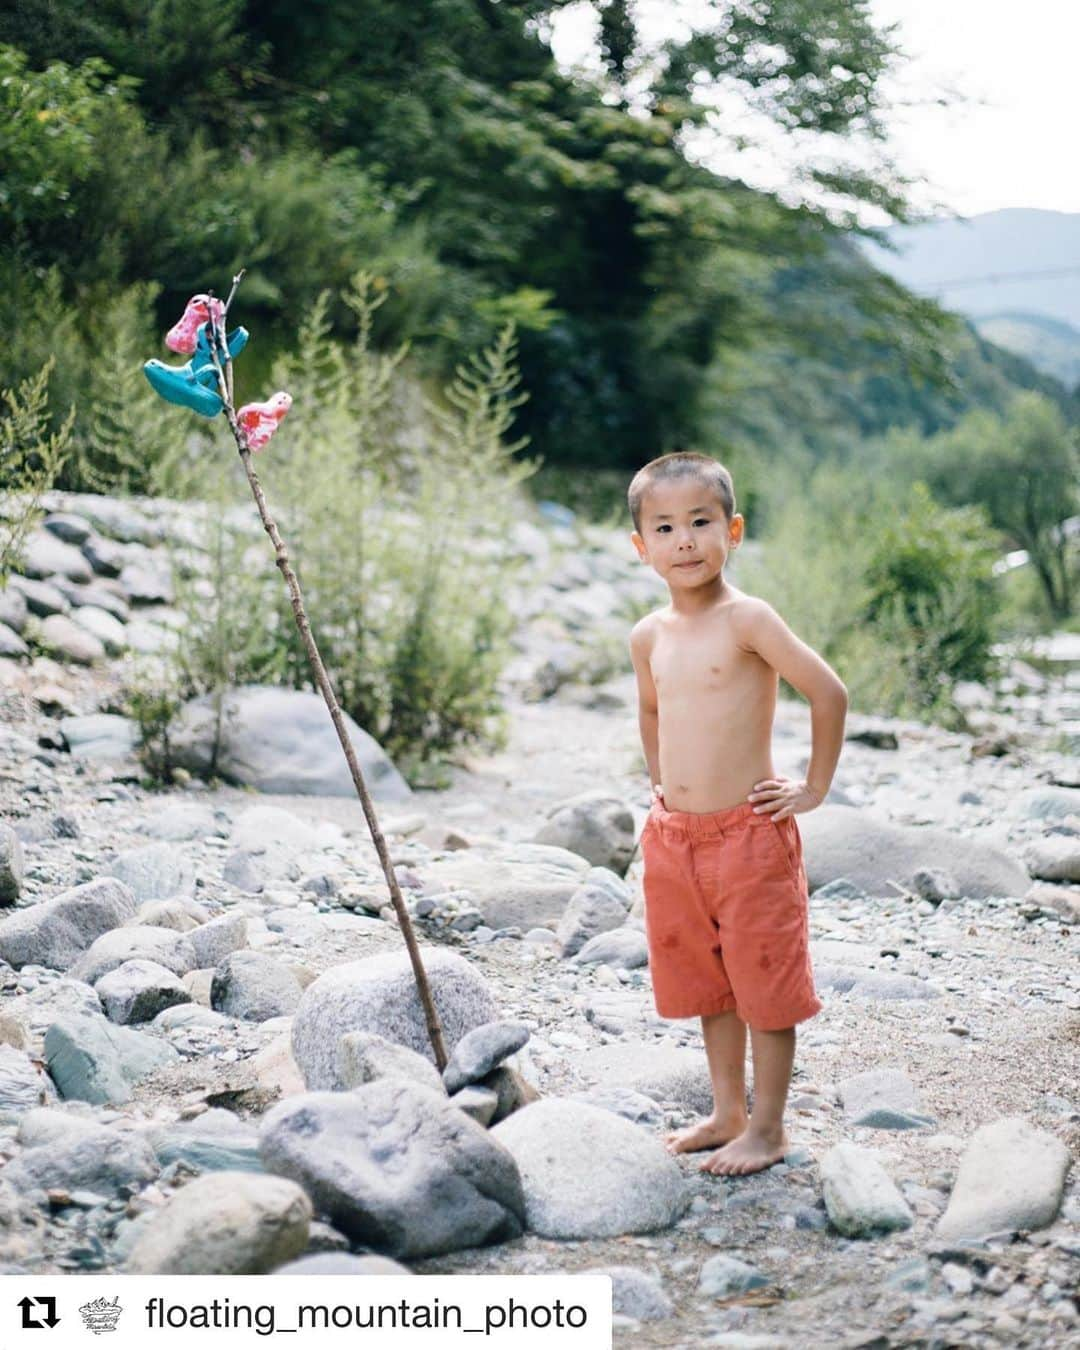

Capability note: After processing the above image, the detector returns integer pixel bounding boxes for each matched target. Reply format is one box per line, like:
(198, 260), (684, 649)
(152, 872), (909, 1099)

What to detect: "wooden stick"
(204, 286), (448, 1070)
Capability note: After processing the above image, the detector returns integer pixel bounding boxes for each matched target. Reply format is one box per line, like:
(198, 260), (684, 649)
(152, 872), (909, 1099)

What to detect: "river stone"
(81, 532), (126, 577)
(211, 951), (302, 1022)
(43, 512), (91, 545)
(0, 825), (23, 903)
(150, 1109), (261, 1173)
(71, 926), (197, 984)
(5, 1119), (159, 1198)
(127, 1172), (310, 1274)
(259, 1083), (525, 1258)
(1025, 835), (1080, 883)
(839, 1068), (935, 1129)
(556, 884), (629, 957)
(190, 912), (248, 967)
(0, 586), (28, 633)
(698, 1254), (770, 1298)
(16, 978), (102, 1036)
(937, 1117), (1071, 1240)
(572, 1086), (665, 1128)
(275, 1253), (412, 1275)
(337, 1032), (447, 1096)
(119, 555), (173, 604)
(815, 965), (938, 1001)
(419, 844), (589, 930)
(798, 805), (1028, 898)
(7, 573), (70, 617)
(292, 948), (498, 1088)
(0, 878), (137, 970)
(143, 802), (221, 841)
(21, 529), (93, 583)
(534, 792), (636, 873)
(38, 613), (105, 665)
(492, 1099), (687, 1238)
(0, 623), (27, 658)
(588, 1266), (673, 1321)
(81, 497), (160, 545)
(59, 713), (138, 760)
(450, 1085), (500, 1126)
(570, 1042), (714, 1115)
(96, 959), (191, 1024)
(1016, 787), (1080, 822)
(53, 576), (130, 621)
(1025, 882), (1080, 925)
(820, 1141), (914, 1237)
(108, 843), (194, 902)
(169, 685), (411, 800)
(71, 605), (126, 654)
(131, 899), (205, 932)
(571, 926), (649, 969)
(45, 1011), (178, 1105)
(0, 1045), (56, 1120)
(442, 1021), (530, 1094)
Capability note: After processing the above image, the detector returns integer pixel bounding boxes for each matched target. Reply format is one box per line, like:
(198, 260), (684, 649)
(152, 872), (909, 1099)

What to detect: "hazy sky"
(549, 0), (1080, 220)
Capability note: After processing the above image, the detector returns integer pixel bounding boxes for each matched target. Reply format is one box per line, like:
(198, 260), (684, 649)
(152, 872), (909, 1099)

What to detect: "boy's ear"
(631, 531), (648, 562)
(729, 513), (745, 547)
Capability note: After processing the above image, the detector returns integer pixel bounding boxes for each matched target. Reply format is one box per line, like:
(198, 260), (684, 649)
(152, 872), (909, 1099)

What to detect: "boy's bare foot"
(664, 1112), (749, 1155)
(700, 1126), (789, 1175)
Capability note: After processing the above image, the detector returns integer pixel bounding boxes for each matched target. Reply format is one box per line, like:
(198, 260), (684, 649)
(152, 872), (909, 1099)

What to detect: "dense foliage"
(5, 0), (1062, 480)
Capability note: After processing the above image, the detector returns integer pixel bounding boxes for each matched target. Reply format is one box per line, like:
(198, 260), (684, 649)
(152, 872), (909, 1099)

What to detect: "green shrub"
(132, 275), (533, 783)
(741, 470), (1001, 723)
(0, 361), (73, 583)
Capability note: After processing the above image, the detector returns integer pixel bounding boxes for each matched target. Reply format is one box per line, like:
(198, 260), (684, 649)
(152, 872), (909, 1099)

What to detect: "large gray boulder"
(59, 714), (138, 761)
(292, 949), (498, 1088)
(492, 1099), (688, 1239)
(533, 792), (636, 873)
(21, 529), (93, 583)
(0, 878), (137, 970)
(570, 1043), (714, 1116)
(38, 613), (105, 665)
(189, 913), (248, 968)
(96, 960), (191, 1025)
(799, 805), (1028, 898)
(108, 843), (194, 902)
(422, 843), (590, 930)
(259, 1083), (525, 1259)
(0, 825), (23, 903)
(937, 1118), (1071, 1240)
(556, 883), (628, 957)
(211, 952), (302, 1022)
(70, 926), (197, 985)
(45, 1011), (178, 1104)
(169, 686), (411, 800)
(126, 1172), (311, 1274)
(6, 1117), (159, 1197)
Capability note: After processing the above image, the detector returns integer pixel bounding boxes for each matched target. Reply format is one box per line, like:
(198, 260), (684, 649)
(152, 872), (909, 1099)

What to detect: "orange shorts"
(641, 799), (822, 1030)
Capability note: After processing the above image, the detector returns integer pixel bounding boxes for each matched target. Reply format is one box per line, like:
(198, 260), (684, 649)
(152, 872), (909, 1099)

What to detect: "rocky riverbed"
(0, 492), (1077, 1348)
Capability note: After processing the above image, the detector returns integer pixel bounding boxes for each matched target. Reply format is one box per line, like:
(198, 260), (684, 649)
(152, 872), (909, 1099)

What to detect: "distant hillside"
(975, 312), (1080, 389)
(864, 209), (1080, 328)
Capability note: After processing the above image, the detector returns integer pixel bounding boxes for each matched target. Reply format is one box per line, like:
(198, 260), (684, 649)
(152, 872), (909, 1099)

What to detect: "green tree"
(908, 393), (1080, 620)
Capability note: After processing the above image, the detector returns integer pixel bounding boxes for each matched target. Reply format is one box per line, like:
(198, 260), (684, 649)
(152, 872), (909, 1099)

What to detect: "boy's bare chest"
(650, 626), (766, 702)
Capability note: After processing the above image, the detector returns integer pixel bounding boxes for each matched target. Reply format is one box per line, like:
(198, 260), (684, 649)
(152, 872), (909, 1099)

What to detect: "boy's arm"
(629, 619), (662, 794)
(734, 598), (848, 817)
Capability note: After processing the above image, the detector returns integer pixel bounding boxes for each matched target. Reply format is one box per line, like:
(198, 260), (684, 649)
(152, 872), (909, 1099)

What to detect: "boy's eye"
(693, 518), (710, 526)
(656, 524), (672, 533)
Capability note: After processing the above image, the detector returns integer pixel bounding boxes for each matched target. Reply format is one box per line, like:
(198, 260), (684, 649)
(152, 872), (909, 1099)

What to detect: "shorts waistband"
(650, 799), (770, 839)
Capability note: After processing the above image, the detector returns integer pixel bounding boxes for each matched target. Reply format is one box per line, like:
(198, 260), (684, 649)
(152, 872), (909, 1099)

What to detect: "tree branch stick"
(205, 298), (448, 1070)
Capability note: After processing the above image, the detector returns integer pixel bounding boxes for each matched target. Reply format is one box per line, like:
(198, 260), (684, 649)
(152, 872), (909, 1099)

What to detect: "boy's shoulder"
(628, 606), (666, 653)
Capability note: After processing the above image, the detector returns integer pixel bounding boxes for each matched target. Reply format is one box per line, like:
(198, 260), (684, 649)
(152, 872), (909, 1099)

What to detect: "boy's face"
(631, 477), (743, 591)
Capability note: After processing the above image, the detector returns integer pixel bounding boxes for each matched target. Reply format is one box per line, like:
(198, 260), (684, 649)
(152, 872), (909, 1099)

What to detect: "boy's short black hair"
(628, 452), (736, 532)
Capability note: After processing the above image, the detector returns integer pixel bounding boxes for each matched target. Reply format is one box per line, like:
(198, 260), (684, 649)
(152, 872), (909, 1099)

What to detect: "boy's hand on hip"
(748, 778), (823, 820)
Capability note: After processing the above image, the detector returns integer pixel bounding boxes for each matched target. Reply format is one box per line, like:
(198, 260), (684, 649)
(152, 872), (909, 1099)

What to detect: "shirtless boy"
(628, 452), (847, 1176)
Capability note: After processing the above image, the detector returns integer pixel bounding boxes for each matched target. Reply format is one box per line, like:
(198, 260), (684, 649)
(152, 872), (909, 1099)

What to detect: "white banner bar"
(0, 1275), (612, 1349)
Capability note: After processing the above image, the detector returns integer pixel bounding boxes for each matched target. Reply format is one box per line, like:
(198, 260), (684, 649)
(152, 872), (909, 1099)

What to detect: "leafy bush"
(741, 470), (1001, 723)
(133, 275), (534, 783)
(0, 361), (73, 583)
